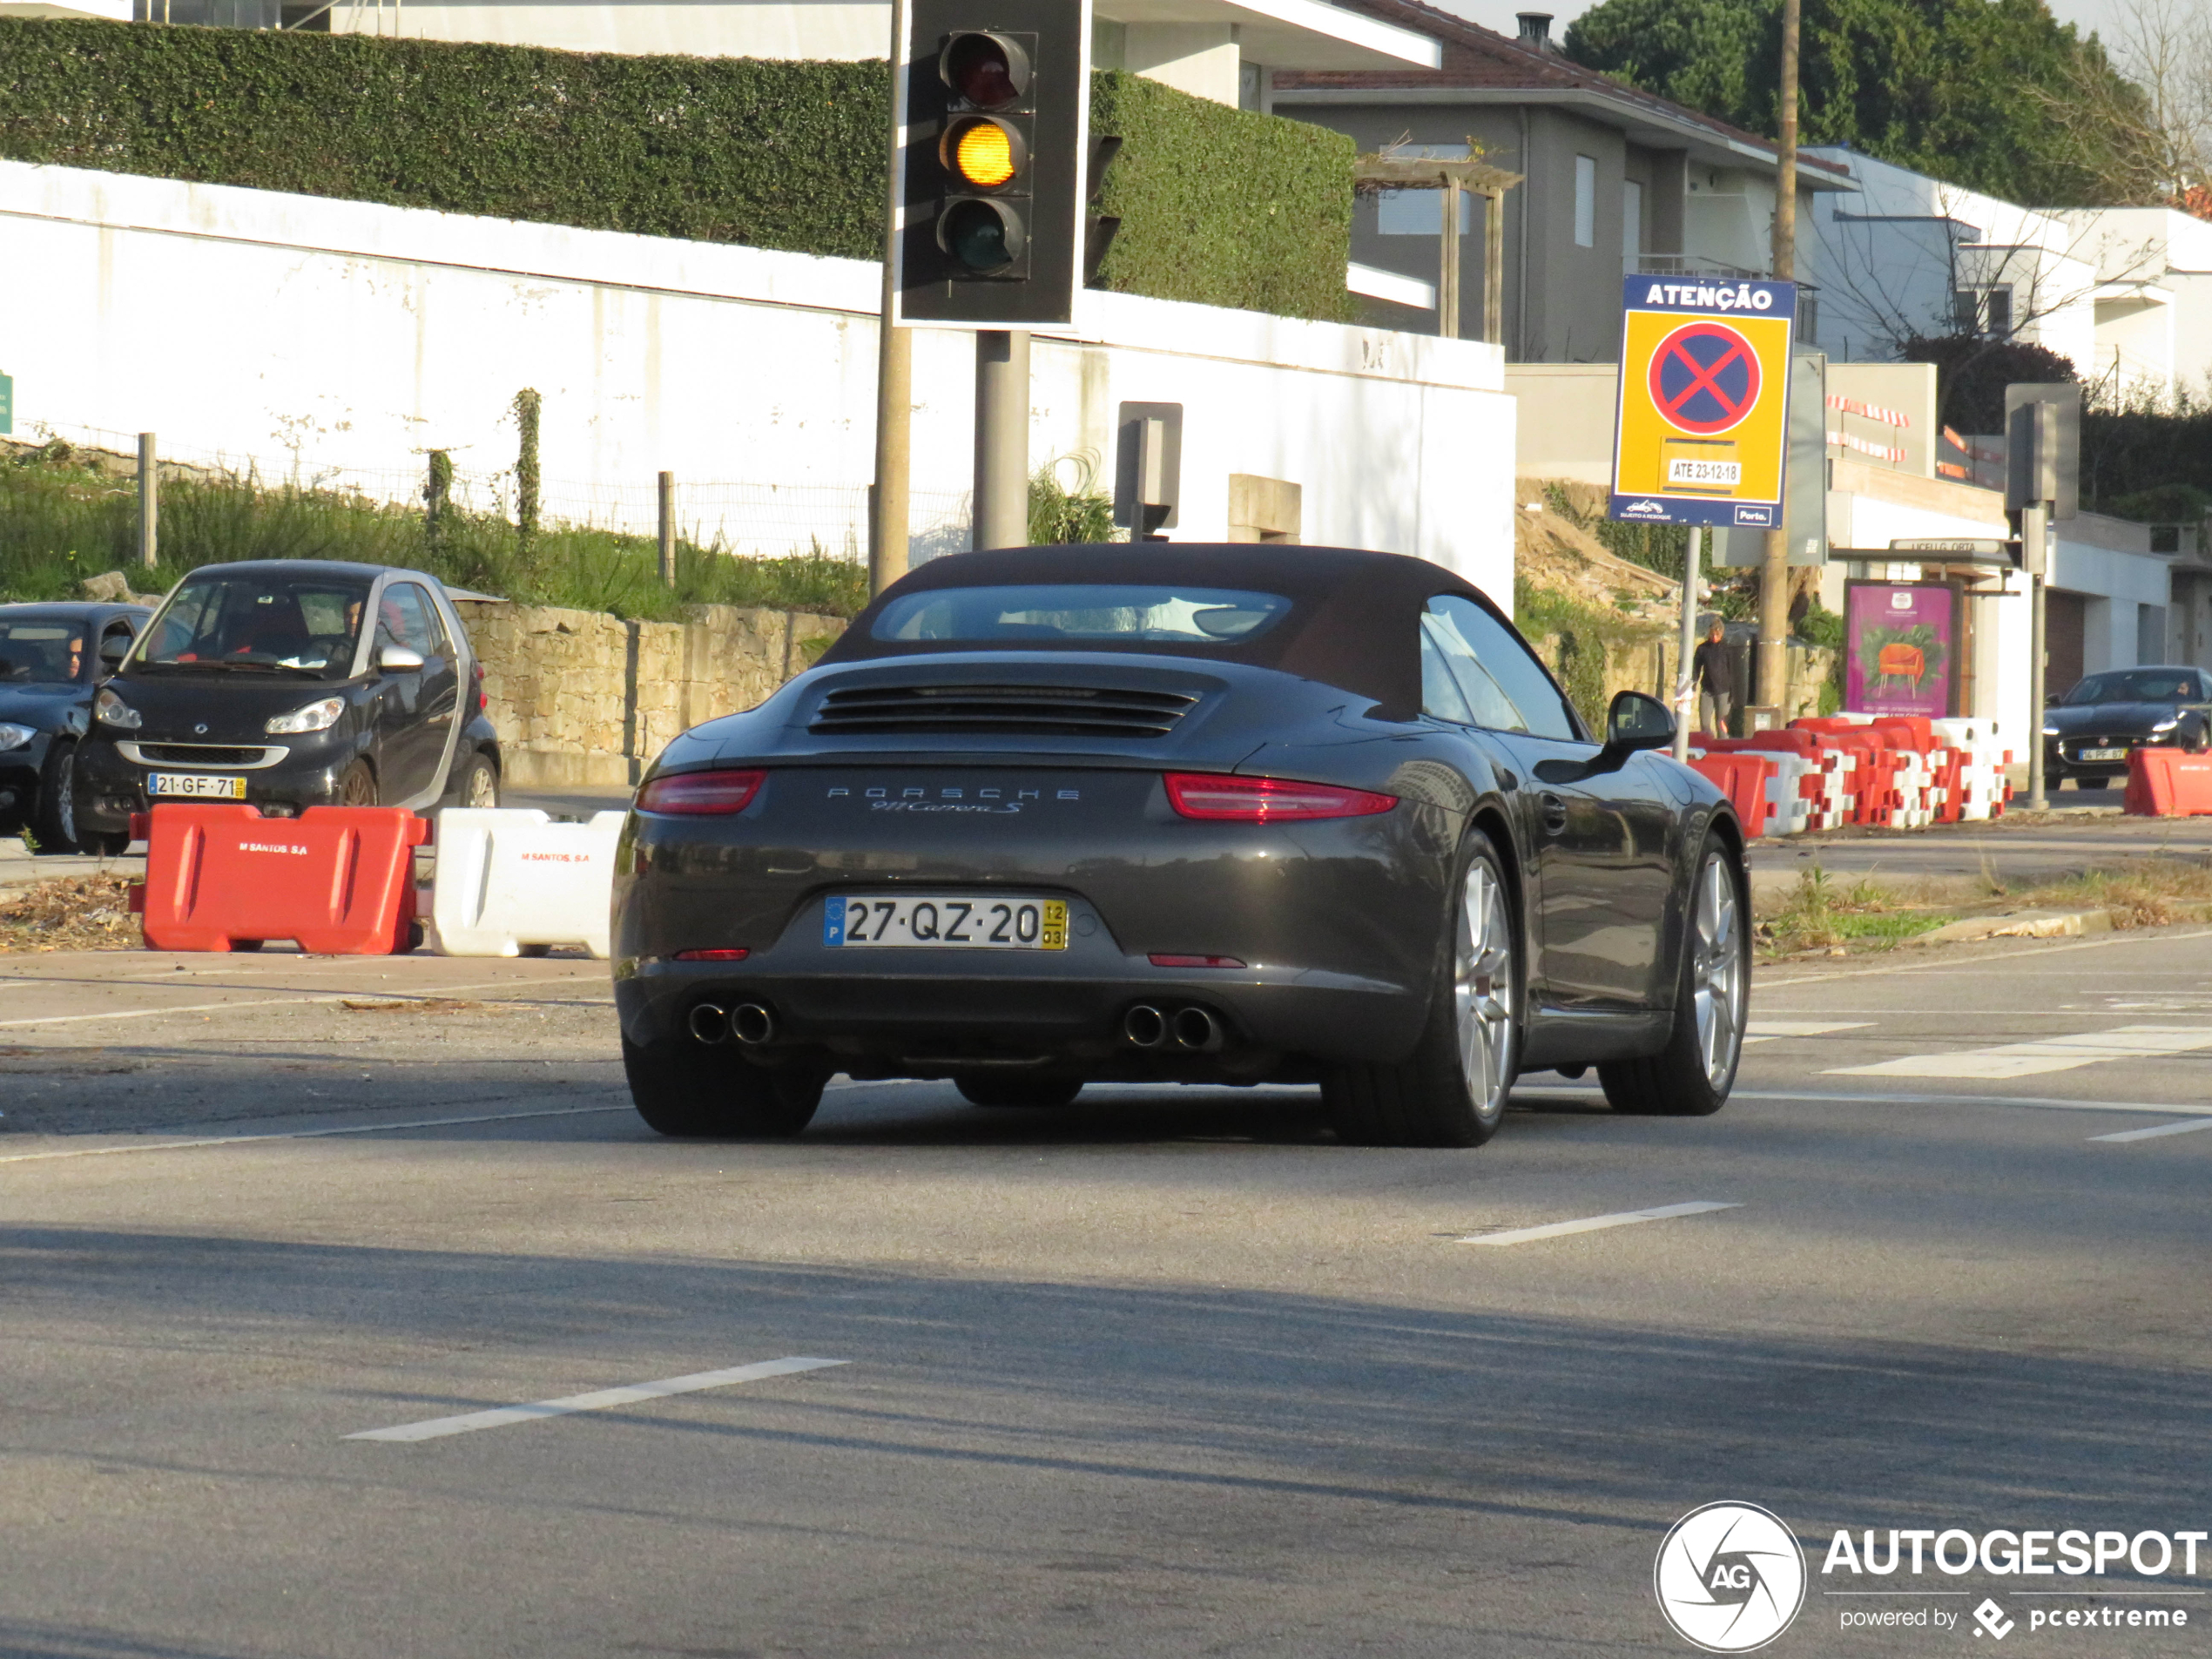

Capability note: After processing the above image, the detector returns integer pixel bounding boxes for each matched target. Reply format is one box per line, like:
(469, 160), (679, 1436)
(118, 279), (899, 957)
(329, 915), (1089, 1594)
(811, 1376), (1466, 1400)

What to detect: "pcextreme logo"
(1655, 1502), (1808, 1652)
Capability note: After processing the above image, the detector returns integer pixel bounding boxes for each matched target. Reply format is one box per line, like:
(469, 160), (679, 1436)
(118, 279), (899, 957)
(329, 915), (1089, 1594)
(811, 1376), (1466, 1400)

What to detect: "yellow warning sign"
(1608, 279), (1797, 529)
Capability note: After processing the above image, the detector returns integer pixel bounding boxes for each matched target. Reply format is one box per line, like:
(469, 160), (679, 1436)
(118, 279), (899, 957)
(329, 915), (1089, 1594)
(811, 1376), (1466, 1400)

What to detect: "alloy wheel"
(1453, 861), (1516, 1120)
(464, 762), (497, 808)
(1691, 851), (1745, 1086)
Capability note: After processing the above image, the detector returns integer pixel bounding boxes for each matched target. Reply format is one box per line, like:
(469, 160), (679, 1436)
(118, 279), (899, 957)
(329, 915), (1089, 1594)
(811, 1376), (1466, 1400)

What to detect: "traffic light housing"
(897, 0), (1086, 327)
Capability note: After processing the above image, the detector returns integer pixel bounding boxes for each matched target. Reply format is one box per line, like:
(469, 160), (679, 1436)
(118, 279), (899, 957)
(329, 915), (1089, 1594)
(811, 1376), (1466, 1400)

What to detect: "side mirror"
(1534, 691), (1676, 786)
(377, 644), (425, 672)
(1605, 690), (1676, 753)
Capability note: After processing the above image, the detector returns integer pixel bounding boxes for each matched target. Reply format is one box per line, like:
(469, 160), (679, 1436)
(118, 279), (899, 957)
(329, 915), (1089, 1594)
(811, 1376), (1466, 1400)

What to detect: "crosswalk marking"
(1743, 1020), (1873, 1045)
(1825, 1025), (2212, 1081)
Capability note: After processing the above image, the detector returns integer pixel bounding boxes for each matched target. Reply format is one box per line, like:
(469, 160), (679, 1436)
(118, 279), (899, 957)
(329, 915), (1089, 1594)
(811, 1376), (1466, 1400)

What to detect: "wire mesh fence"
(12, 419), (974, 563)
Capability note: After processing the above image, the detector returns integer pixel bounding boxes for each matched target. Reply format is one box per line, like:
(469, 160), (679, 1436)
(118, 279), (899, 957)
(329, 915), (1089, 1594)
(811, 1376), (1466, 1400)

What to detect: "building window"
(1952, 286), (2013, 337)
(1622, 179), (1642, 260)
(1574, 155), (1596, 248)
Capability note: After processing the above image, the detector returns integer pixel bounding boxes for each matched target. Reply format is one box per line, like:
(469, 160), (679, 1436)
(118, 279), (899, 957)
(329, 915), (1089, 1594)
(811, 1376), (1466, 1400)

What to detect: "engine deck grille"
(811, 683), (1200, 738)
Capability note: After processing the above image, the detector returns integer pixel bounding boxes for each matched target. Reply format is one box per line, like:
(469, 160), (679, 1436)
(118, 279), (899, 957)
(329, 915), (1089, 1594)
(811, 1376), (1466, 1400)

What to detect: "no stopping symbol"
(1649, 322), (1761, 436)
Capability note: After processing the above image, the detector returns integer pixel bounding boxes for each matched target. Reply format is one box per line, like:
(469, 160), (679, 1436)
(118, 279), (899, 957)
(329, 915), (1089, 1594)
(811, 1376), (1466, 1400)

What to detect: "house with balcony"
(1268, 0), (1855, 358)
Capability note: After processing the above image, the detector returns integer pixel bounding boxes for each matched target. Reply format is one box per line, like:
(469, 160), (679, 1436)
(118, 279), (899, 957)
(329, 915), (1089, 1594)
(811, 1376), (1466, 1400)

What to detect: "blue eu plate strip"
(823, 898), (846, 948)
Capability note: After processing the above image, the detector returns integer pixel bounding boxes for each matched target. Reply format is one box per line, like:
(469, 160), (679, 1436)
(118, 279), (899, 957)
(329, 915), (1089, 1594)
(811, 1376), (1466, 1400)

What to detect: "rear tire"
(623, 1035), (823, 1138)
(1599, 837), (1748, 1117)
(1322, 831), (1519, 1149)
(957, 1076), (1083, 1109)
(30, 740), (81, 854)
(449, 751), (499, 812)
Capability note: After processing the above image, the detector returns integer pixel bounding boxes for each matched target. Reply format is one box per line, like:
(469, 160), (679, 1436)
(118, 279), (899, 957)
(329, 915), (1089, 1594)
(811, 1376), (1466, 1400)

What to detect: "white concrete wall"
(2053, 516), (2172, 677)
(0, 158), (1514, 606)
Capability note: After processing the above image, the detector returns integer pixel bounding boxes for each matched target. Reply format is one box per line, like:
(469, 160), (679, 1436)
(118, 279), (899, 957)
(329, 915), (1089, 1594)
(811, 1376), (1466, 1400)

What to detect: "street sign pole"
(1674, 527), (1703, 762)
(869, 0), (914, 597)
(2026, 504), (2049, 810)
(974, 327), (1031, 549)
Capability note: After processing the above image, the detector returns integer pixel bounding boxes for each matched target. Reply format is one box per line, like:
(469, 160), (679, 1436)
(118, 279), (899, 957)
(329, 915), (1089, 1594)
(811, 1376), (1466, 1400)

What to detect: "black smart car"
(0, 602), (152, 854)
(75, 560), (503, 840)
(2041, 665), (2212, 788)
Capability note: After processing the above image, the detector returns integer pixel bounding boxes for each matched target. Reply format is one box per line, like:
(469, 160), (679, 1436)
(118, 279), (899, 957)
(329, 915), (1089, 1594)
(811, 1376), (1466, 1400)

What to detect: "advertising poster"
(1844, 581), (1959, 718)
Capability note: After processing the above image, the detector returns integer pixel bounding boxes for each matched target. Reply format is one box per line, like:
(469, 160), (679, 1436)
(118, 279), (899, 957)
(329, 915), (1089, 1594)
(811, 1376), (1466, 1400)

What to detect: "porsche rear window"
(872, 584), (1292, 646)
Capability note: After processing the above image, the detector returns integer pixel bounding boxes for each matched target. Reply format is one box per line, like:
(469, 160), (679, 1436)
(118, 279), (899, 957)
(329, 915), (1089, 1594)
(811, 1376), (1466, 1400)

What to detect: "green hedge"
(0, 19), (1352, 320)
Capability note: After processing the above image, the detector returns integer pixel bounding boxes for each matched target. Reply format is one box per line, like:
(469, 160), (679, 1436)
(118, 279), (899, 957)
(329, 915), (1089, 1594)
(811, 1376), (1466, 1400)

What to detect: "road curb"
(1916, 908), (2114, 944)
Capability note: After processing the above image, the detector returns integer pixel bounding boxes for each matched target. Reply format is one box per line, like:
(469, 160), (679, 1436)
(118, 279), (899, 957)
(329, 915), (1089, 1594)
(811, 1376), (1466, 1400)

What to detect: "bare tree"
(2060, 0), (2212, 206)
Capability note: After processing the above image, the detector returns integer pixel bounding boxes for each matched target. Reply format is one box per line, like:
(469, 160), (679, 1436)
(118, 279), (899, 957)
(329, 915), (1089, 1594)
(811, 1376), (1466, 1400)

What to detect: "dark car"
(611, 543), (1750, 1150)
(75, 560), (502, 840)
(0, 602), (152, 854)
(2041, 665), (2212, 787)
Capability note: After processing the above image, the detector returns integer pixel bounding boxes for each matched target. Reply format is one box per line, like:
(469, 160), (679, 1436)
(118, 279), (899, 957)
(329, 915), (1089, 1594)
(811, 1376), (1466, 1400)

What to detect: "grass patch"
(1756, 867), (1952, 957)
(0, 445), (868, 619)
(2016, 860), (2212, 929)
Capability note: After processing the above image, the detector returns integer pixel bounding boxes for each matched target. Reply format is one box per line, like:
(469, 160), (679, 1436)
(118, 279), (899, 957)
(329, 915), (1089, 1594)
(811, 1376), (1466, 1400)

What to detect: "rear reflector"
(1163, 772), (1397, 822)
(673, 948), (750, 961)
(637, 769), (765, 815)
(1149, 953), (1245, 968)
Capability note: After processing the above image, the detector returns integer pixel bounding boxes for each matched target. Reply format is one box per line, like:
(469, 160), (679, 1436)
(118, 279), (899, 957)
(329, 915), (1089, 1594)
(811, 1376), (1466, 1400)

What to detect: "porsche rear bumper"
(610, 763), (1463, 1075)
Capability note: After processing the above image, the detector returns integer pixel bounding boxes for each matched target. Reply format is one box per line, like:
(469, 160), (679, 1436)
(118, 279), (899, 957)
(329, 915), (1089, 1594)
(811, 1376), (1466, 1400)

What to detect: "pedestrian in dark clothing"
(1692, 622), (1735, 738)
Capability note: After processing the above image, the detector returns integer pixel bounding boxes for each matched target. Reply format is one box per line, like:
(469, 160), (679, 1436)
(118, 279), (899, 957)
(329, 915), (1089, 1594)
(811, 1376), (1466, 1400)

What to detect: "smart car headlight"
(0, 723), (33, 752)
(2151, 714), (2180, 732)
(266, 697), (346, 736)
(93, 688), (142, 730)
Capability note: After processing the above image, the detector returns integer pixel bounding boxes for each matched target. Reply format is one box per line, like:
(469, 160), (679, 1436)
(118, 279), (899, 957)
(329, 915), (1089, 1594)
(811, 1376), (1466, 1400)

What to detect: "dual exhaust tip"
(1123, 1003), (1224, 1054)
(689, 1002), (775, 1045)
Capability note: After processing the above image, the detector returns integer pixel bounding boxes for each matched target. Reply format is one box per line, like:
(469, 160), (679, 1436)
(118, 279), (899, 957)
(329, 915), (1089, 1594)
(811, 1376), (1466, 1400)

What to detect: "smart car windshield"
(0, 616), (91, 685)
(138, 572), (372, 680)
(2060, 670), (2202, 706)
(872, 584), (1292, 645)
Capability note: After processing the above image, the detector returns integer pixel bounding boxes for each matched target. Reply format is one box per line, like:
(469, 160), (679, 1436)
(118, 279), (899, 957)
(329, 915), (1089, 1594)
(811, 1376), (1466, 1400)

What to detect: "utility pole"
(2026, 504), (2049, 809)
(1756, 0), (1801, 712)
(972, 329), (1030, 549)
(657, 471), (677, 587)
(137, 432), (158, 572)
(868, 0), (914, 597)
(1674, 528), (1703, 763)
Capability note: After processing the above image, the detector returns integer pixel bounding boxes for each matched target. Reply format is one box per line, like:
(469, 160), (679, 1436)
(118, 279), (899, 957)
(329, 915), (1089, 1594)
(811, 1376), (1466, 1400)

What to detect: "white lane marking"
(1514, 1085), (2212, 1119)
(0, 1102), (630, 1164)
(1825, 1024), (2212, 1080)
(1743, 1020), (1873, 1044)
(2089, 1119), (2212, 1143)
(0, 975), (601, 1030)
(1759, 927), (2212, 988)
(346, 1357), (849, 1441)
(1460, 1200), (1739, 1247)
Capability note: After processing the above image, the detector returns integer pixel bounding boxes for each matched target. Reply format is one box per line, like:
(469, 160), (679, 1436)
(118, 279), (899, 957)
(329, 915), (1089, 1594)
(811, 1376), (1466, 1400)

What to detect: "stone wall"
(453, 601), (848, 790)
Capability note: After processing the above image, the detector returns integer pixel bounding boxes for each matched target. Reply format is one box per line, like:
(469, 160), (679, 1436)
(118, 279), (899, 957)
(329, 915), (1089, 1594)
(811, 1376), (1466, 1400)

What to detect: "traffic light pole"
(868, 0), (913, 597)
(974, 328), (1030, 549)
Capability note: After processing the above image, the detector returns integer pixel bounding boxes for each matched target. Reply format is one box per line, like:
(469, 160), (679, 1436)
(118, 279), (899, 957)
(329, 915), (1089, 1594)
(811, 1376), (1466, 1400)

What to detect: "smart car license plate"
(149, 772), (247, 800)
(2080, 747), (2128, 763)
(826, 895), (1068, 950)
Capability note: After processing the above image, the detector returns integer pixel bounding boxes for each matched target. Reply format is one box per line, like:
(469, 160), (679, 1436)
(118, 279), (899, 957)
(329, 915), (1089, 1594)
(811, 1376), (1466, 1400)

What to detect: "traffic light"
(897, 0), (1086, 327)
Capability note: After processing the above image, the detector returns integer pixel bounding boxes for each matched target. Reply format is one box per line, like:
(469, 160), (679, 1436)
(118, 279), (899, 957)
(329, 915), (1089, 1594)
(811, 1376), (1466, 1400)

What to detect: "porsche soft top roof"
(820, 543), (1504, 715)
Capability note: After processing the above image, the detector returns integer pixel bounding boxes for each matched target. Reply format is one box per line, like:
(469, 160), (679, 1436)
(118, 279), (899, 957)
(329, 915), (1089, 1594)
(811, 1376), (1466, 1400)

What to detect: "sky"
(1423, 0), (2135, 51)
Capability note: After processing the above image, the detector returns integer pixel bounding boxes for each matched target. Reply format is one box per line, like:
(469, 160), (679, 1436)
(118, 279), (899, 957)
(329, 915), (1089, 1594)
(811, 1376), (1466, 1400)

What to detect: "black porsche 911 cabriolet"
(611, 543), (1750, 1149)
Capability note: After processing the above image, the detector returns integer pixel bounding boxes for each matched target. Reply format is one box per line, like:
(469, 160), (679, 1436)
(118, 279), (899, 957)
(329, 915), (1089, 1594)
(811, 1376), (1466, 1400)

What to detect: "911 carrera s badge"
(825, 785), (1079, 814)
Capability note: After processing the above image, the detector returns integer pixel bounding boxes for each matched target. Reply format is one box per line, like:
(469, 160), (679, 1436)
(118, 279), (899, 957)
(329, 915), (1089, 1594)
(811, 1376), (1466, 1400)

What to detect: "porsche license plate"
(826, 895), (1068, 950)
(2080, 747), (2128, 763)
(150, 772), (247, 800)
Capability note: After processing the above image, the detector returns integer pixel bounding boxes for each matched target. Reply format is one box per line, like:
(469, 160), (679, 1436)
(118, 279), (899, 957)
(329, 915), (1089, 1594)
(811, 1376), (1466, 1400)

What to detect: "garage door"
(2047, 589), (2086, 698)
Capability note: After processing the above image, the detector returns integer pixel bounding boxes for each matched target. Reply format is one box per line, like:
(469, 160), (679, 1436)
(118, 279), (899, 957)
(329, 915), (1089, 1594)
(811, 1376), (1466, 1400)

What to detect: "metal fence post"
(657, 471), (676, 587)
(137, 432), (158, 571)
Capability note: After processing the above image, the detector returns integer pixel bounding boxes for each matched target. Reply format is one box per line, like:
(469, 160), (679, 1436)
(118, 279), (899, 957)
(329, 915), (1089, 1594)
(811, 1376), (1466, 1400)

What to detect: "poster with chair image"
(1844, 581), (1960, 718)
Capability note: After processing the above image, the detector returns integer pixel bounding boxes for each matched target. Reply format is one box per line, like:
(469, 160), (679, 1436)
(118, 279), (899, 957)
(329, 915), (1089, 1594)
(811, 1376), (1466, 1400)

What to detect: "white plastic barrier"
(431, 808), (626, 959)
(1764, 752), (1814, 836)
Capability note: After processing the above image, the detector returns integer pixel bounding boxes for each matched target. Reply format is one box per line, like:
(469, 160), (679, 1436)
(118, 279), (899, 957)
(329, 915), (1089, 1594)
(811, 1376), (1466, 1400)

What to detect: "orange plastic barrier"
(1688, 753), (1776, 837)
(2124, 749), (2212, 818)
(133, 804), (428, 953)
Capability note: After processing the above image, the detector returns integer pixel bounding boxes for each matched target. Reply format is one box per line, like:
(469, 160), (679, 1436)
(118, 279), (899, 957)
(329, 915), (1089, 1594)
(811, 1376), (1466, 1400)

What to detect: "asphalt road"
(4, 928), (2212, 1657)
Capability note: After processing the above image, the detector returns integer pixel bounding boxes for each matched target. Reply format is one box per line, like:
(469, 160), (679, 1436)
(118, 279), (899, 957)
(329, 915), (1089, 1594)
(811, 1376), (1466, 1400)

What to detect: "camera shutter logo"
(1653, 1501), (1806, 1652)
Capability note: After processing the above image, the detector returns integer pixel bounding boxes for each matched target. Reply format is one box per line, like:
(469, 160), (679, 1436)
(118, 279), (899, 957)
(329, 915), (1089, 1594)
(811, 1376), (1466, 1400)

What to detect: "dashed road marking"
(1743, 1020), (1873, 1044)
(1460, 1200), (1739, 1247)
(2088, 1119), (2212, 1143)
(1824, 1025), (2212, 1080)
(0, 1102), (631, 1164)
(347, 1357), (849, 1441)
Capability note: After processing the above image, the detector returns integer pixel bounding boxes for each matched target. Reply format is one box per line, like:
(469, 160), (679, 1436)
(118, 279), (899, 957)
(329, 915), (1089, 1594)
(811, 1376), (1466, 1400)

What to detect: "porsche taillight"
(637, 769), (765, 815)
(1163, 772), (1397, 822)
